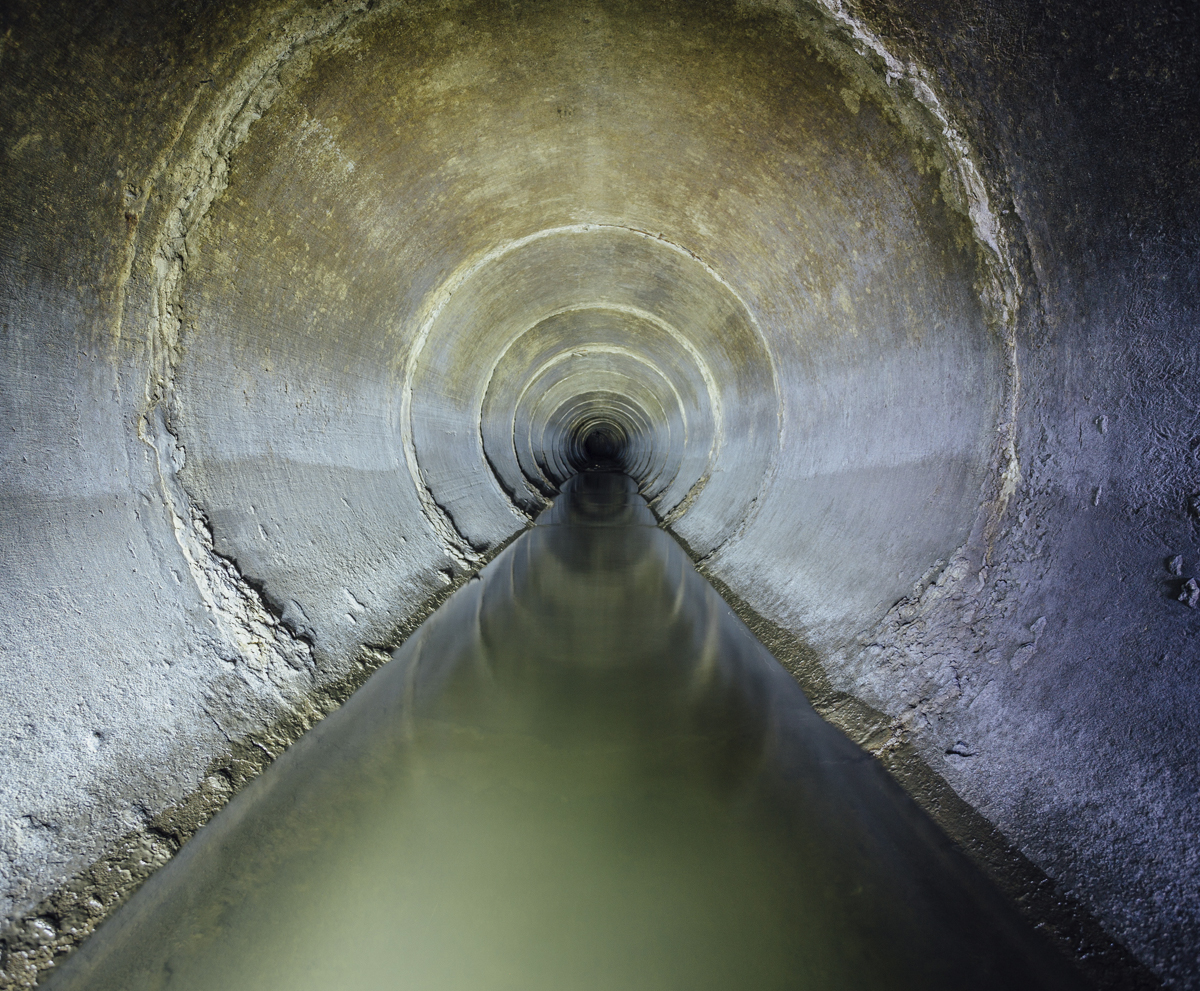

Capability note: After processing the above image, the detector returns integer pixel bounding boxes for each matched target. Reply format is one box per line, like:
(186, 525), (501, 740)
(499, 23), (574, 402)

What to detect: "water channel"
(46, 472), (1086, 990)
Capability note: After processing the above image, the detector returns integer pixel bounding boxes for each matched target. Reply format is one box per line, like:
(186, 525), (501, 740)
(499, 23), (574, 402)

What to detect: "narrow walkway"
(47, 473), (1084, 991)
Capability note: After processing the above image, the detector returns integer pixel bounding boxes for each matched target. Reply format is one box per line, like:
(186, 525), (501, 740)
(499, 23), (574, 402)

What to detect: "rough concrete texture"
(0, 0), (1196, 987)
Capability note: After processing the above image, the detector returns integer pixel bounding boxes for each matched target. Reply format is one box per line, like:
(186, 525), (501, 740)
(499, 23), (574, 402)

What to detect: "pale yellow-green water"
(46, 473), (1085, 991)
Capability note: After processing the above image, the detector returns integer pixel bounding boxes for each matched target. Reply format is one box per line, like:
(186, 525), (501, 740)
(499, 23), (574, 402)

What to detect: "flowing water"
(46, 473), (1085, 991)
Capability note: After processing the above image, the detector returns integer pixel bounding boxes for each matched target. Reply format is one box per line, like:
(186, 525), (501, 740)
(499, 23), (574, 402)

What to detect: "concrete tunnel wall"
(0, 0), (1197, 987)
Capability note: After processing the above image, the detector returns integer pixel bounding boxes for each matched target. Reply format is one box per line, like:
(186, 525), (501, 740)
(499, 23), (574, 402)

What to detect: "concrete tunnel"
(0, 0), (1197, 987)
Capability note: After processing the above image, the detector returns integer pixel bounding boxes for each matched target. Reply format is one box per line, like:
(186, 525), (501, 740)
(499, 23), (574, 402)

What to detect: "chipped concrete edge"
(807, 0), (1024, 518)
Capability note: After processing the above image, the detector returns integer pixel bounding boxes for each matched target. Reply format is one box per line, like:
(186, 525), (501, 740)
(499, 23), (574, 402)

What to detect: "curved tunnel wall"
(168, 0), (1007, 657)
(1, 0), (1197, 987)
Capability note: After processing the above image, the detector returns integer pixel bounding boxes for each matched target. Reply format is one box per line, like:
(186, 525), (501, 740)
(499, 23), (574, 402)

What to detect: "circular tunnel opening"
(577, 421), (628, 472)
(147, 0), (1012, 691)
(582, 426), (620, 463)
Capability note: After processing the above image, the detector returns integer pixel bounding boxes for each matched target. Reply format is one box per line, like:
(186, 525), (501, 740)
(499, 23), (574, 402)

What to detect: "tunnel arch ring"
(483, 307), (720, 515)
(514, 346), (691, 499)
(405, 224), (781, 556)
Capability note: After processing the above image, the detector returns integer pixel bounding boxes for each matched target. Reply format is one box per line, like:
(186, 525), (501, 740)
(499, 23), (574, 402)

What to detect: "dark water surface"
(47, 473), (1086, 991)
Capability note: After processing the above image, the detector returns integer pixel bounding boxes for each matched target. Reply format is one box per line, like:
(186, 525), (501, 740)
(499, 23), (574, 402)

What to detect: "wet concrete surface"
(45, 474), (1086, 991)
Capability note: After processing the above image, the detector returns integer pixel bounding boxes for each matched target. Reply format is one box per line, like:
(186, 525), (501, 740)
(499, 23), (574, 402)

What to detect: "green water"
(47, 473), (1085, 991)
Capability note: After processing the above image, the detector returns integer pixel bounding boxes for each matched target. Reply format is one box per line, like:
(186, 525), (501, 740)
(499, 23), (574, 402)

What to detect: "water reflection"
(47, 473), (1086, 991)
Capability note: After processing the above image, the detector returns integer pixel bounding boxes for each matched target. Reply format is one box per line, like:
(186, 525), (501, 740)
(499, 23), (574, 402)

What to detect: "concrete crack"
(138, 405), (314, 695)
